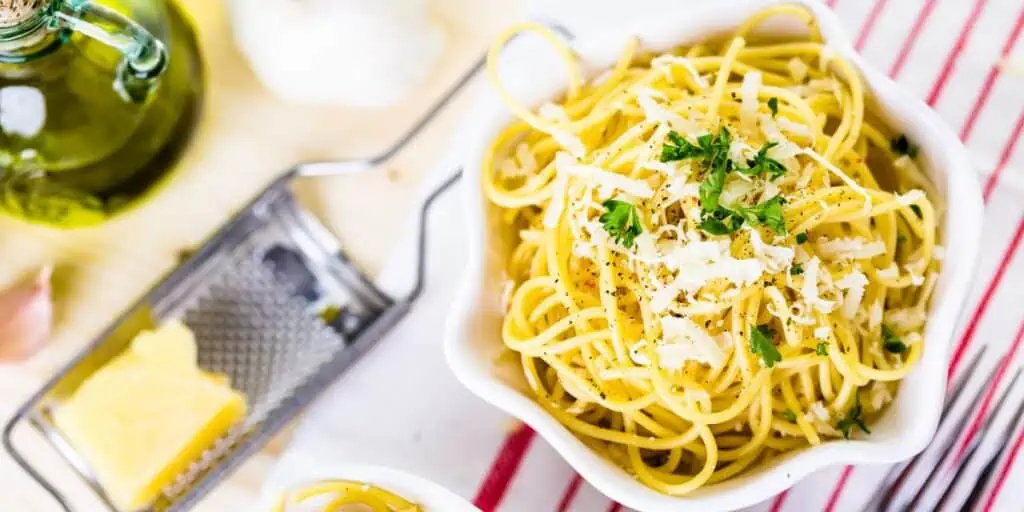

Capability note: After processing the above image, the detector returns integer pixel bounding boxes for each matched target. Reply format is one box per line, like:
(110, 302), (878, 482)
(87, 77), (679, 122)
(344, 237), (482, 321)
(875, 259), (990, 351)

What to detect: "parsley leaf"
(891, 134), (919, 158)
(790, 263), (804, 276)
(816, 341), (829, 356)
(734, 196), (787, 234)
(698, 207), (744, 235)
(749, 324), (782, 368)
(881, 325), (907, 354)
(837, 394), (871, 439)
(782, 409), (797, 422)
(599, 199), (643, 248)
(660, 128), (733, 212)
(910, 204), (923, 218)
(896, 233), (907, 244)
(660, 131), (704, 162)
(740, 142), (787, 180)
(796, 232), (809, 244)
(768, 97), (779, 117)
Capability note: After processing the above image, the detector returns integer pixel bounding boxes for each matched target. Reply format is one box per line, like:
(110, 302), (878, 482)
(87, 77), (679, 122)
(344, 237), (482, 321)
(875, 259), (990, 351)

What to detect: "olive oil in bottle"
(0, 0), (202, 227)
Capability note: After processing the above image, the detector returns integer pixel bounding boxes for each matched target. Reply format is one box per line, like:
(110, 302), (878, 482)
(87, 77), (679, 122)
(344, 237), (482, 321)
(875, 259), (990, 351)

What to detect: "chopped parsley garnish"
(660, 128), (788, 236)
(795, 232), (809, 244)
(890, 134), (919, 158)
(837, 394), (871, 439)
(881, 325), (908, 354)
(782, 409), (797, 422)
(599, 199), (643, 248)
(698, 196), (787, 236)
(749, 324), (782, 368)
(896, 233), (907, 244)
(790, 263), (804, 276)
(697, 207), (745, 235)
(739, 142), (787, 181)
(910, 204), (923, 218)
(660, 128), (733, 212)
(768, 97), (779, 117)
(816, 341), (829, 356)
(734, 196), (787, 234)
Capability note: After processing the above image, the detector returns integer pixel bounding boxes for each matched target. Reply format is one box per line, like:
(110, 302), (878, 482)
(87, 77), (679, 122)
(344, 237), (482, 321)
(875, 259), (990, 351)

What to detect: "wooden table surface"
(0, 1), (517, 509)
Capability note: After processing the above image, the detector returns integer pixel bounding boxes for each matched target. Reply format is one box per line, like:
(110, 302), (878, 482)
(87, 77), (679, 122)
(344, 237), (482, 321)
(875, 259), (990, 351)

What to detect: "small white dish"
(258, 456), (479, 511)
(443, 0), (984, 510)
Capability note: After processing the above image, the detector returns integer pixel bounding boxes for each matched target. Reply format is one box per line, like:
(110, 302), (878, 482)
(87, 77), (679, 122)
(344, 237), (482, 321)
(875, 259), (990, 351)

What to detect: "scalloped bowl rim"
(443, 0), (984, 510)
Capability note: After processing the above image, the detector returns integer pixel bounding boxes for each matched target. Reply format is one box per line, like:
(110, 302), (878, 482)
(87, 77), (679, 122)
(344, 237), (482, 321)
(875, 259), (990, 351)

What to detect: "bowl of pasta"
(444, 0), (982, 510)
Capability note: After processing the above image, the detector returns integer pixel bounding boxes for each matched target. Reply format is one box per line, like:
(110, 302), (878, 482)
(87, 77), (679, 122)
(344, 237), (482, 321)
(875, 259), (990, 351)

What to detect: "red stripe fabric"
(605, 502), (624, 512)
(472, 426), (537, 511)
(822, 466), (854, 512)
(947, 218), (1024, 378)
(556, 474), (584, 511)
(959, 8), (1024, 141)
(982, 108), (1024, 201)
(854, 0), (890, 50)
(888, 0), (939, 77)
(925, 0), (993, 106)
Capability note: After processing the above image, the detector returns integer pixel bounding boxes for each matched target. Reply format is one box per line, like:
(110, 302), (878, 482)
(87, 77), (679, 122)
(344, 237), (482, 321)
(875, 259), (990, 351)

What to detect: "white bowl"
(443, 0), (984, 510)
(258, 456), (479, 511)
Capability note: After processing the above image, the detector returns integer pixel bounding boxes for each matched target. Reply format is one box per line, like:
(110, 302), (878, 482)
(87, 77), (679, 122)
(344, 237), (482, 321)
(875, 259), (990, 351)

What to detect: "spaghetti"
(484, 5), (940, 495)
(273, 479), (422, 512)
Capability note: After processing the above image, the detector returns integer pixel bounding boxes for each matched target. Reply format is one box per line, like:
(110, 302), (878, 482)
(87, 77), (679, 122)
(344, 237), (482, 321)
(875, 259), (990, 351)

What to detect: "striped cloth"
(263, 0), (1024, 511)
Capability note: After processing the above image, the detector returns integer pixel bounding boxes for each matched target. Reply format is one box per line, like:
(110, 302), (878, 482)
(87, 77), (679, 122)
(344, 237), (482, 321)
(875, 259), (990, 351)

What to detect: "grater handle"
(407, 170), (463, 302)
(3, 412), (74, 512)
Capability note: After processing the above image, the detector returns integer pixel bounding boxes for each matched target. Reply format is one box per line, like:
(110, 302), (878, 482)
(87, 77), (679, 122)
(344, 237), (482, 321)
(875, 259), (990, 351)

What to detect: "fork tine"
(955, 371), (1024, 511)
(867, 355), (1000, 512)
(909, 368), (1023, 511)
(859, 347), (989, 512)
(943, 345), (988, 413)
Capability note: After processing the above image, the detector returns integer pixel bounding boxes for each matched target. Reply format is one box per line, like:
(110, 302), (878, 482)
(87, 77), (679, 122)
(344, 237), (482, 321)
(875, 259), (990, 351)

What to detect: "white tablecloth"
(263, 1), (1024, 510)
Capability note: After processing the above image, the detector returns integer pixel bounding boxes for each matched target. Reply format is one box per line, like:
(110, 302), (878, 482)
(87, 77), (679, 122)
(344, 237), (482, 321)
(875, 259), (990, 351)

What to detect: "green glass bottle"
(0, 0), (201, 227)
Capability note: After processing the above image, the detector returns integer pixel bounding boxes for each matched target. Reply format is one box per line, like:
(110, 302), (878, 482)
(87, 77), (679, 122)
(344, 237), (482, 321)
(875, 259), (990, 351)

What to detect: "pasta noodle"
(484, 5), (940, 495)
(273, 479), (422, 512)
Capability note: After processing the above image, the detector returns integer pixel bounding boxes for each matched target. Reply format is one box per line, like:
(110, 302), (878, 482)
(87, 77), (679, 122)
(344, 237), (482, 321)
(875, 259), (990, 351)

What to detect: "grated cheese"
(556, 152), (655, 199)
(651, 54), (709, 88)
(787, 57), (809, 82)
(897, 189), (926, 207)
(871, 381), (893, 411)
(816, 237), (886, 260)
(748, 228), (795, 274)
(877, 264), (899, 280)
(636, 89), (687, 128)
(814, 326), (831, 339)
(538, 102), (570, 123)
(800, 148), (873, 212)
(800, 257), (836, 313)
(740, 71), (762, 134)
(656, 316), (728, 369)
(836, 269), (869, 319)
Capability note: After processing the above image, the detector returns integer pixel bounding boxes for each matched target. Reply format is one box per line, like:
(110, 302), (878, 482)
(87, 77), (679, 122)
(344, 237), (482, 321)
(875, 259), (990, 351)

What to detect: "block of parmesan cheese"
(53, 321), (247, 511)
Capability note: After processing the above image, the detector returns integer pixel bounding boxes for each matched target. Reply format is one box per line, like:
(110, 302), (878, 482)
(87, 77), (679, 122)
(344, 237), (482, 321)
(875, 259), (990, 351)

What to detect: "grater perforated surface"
(184, 256), (344, 429)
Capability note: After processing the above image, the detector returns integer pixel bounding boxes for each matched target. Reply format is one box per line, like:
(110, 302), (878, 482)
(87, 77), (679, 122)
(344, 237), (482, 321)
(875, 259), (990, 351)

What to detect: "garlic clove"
(0, 266), (53, 363)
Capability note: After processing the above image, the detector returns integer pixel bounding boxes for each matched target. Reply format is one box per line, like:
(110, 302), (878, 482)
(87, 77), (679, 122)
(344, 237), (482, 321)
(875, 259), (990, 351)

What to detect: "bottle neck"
(0, 1), (66, 63)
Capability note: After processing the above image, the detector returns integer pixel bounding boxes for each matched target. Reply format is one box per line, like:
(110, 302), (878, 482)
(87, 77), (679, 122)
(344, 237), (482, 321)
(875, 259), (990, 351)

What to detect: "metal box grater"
(2, 167), (461, 511)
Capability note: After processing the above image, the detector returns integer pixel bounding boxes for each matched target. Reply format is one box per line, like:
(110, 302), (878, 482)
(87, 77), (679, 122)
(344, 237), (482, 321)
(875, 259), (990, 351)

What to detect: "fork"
(861, 346), (1024, 512)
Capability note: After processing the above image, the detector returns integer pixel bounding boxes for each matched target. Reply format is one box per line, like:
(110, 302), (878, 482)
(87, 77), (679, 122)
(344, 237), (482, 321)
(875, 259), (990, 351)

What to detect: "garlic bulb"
(228, 0), (446, 107)
(0, 266), (53, 363)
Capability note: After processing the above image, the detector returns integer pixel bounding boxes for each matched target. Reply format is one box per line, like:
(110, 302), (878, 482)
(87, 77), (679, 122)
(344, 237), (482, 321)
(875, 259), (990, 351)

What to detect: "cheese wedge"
(53, 322), (247, 511)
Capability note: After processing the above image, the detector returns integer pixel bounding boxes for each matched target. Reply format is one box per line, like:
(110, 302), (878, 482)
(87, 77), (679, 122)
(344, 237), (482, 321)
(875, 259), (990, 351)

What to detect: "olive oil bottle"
(0, 0), (201, 227)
